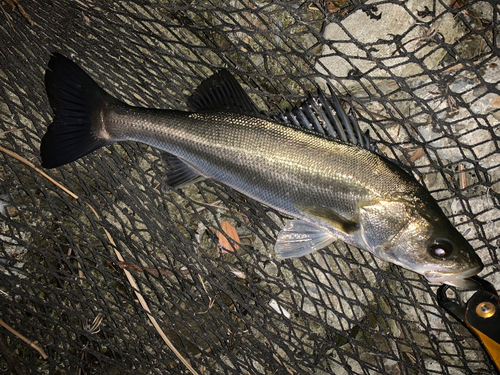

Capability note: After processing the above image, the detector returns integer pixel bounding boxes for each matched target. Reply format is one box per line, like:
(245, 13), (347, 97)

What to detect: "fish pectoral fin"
(295, 203), (358, 234)
(275, 220), (336, 259)
(163, 154), (206, 189)
(187, 69), (262, 116)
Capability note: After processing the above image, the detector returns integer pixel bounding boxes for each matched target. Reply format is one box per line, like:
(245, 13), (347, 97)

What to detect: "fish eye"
(429, 241), (453, 259)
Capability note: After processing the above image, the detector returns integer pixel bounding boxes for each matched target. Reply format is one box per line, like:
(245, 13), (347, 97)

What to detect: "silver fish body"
(108, 105), (416, 242)
(41, 53), (484, 288)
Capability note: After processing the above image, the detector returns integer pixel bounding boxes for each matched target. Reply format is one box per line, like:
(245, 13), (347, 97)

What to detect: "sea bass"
(41, 53), (483, 288)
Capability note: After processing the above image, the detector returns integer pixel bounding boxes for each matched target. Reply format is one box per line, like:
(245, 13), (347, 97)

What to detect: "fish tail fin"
(41, 53), (119, 169)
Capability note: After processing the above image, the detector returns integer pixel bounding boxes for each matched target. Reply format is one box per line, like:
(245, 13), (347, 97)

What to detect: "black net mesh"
(1, 0), (500, 374)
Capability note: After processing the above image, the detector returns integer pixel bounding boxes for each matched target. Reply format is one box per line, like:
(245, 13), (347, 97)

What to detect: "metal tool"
(437, 276), (500, 373)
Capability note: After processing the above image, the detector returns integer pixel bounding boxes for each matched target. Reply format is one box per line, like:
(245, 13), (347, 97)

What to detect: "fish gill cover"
(0, 0), (499, 374)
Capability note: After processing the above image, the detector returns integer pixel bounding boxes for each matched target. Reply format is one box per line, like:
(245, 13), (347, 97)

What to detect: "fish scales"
(106, 105), (418, 222)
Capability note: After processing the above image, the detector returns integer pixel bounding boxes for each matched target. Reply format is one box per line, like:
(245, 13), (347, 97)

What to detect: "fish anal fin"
(295, 203), (358, 234)
(275, 220), (336, 259)
(164, 154), (206, 189)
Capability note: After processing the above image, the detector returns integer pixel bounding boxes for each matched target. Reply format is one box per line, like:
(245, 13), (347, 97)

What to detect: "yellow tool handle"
(465, 291), (500, 373)
(467, 325), (500, 372)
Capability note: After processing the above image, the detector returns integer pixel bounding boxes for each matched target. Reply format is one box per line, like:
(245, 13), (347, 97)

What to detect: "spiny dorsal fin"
(187, 69), (262, 116)
(273, 85), (373, 151)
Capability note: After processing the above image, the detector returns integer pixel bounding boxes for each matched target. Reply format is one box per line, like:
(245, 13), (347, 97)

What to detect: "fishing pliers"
(437, 276), (500, 373)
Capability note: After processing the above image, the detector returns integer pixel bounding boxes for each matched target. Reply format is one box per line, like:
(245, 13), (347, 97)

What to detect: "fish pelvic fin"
(295, 203), (358, 234)
(275, 220), (336, 259)
(41, 53), (120, 169)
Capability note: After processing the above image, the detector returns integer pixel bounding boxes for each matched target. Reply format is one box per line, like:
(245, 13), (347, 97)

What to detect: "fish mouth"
(424, 265), (483, 290)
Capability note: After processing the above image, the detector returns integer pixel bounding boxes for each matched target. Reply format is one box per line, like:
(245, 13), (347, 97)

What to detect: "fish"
(41, 53), (484, 289)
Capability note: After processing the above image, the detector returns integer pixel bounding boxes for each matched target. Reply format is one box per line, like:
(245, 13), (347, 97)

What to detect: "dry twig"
(0, 2), (15, 31)
(196, 274), (215, 314)
(0, 318), (48, 360)
(0, 145), (78, 199)
(108, 232), (200, 375)
(272, 353), (295, 374)
(457, 163), (468, 189)
(0, 127), (24, 136)
(86, 203), (199, 375)
(190, 198), (228, 212)
(118, 261), (191, 277)
(4, 0), (33, 26)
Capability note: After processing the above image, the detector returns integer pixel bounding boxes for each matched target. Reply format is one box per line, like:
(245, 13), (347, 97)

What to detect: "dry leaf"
(326, 1), (340, 13)
(217, 221), (240, 253)
(409, 148), (425, 163)
(490, 95), (500, 108)
(450, 0), (465, 9)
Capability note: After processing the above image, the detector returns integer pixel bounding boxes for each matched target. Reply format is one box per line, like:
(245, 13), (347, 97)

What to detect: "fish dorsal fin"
(187, 69), (262, 116)
(295, 203), (358, 234)
(272, 85), (373, 151)
(163, 154), (206, 189)
(275, 220), (336, 259)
